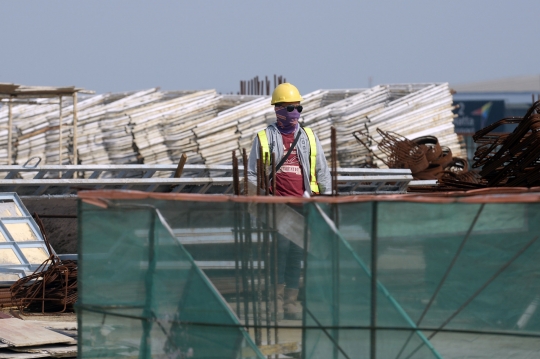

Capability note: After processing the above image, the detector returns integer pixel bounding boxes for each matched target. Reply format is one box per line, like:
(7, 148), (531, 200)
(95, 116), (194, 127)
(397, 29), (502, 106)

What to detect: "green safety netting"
(77, 201), (263, 359)
(77, 195), (540, 359)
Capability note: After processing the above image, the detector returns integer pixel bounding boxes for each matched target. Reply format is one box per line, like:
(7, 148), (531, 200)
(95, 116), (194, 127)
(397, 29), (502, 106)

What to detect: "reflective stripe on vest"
(257, 128), (320, 194)
(257, 130), (270, 166)
(303, 127), (320, 194)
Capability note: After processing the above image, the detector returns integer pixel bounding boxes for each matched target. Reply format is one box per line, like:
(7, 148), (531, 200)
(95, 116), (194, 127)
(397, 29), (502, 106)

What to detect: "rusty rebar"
(232, 150), (240, 195)
(11, 258), (77, 314)
(242, 148), (249, 196)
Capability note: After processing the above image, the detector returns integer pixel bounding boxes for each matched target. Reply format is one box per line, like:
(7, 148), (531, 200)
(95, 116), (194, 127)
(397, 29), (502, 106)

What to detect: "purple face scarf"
(275, 105), (301, 134)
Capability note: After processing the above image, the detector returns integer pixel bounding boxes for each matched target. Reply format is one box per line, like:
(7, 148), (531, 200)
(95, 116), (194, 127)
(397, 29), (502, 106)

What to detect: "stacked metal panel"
(193, 89), (365, 165)
(365, 83), (460, 167)
(0, 84), (460, 169)
(158, 90), (222, 166)
(309, 83), (460, 167)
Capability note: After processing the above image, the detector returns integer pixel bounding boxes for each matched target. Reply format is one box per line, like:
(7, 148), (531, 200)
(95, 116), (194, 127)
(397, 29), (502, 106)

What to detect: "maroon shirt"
(274, 132), (305, 197)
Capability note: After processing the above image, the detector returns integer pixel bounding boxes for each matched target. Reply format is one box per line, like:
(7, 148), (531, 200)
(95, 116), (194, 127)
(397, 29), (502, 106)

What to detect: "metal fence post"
(370, 201), (378, 359)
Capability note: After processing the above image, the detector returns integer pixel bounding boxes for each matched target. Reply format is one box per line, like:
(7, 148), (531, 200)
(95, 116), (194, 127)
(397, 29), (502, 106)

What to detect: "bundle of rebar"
(413, 101), (540, 191)
(10, 257), (78, 314)
(472, 101), (540, 187)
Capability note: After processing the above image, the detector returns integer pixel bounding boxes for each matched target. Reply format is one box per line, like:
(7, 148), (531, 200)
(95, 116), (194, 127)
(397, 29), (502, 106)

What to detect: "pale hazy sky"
(1, 1), (539, 94)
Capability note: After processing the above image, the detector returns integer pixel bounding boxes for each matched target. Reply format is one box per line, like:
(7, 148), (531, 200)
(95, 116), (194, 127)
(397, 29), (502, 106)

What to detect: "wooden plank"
(0, 349), (49, 358)
(10, 344), (77, 358)
(0, 319), (74, 347)
(174, 153), (188, 178)
(23, 321), (77, 331)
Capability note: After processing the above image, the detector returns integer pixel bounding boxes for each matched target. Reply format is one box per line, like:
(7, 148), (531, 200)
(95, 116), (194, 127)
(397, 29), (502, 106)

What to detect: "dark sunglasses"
(286, 105), (303, 113)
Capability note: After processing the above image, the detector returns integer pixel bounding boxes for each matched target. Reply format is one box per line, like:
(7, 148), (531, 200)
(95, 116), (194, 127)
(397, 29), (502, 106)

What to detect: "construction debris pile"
(0, 84), (463, 171)
(11, 257), (77, 314)
(355, 129), (469, 180)
(423, 100), (540, 190)
(471, 100), (540, 185)
(0, 194), (78, 358)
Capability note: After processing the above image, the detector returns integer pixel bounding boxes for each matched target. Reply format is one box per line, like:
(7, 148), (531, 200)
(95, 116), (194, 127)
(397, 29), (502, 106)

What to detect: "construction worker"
(247, 82), (331, 320)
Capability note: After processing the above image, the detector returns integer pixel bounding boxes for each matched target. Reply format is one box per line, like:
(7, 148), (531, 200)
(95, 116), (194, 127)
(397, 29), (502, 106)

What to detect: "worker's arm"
(313, 132), (332, 194)
(247, 135), (261, 192)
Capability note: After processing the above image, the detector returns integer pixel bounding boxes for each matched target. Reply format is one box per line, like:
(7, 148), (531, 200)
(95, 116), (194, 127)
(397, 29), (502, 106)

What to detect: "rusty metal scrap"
(0, 288), (15, 308)
(415, 101), (540, 191)
(10, 257), (78, 314)
(10, 213), (77, 314)
(472, 101), (540, 187)
(354, 129), (469, 181)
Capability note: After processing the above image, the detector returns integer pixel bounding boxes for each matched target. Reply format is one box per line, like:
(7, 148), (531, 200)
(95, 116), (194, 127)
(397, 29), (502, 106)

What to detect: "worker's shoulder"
(299, 126), (319, 138)
(258, 125), (278, 134)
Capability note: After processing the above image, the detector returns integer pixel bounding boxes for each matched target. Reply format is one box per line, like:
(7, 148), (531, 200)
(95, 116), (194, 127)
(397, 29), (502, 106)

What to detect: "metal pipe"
(263, 202), (272, 347)
(8, 97), (12, 165)
(300, 206), (309, 359)
(240, 207), (250, 328)
(246, 208), (260, 345)
(140, 210), (156, 358)
(234, 204), (241, 319)
(370, 201), (378, 359)
(232, 150), (240, 195)
(242, 148), (248, 196)
(72, 92), (78, 170)
(332, 202), (340, 359)
(256, 202), (263, 345)
(331, 127), (338, 195)
(272, 201), (279, 352)
(58, 96), (63, 166)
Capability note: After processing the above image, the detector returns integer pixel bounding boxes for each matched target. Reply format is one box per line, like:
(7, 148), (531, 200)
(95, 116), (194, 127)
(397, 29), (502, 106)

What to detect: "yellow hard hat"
(271, 83), (303, 105)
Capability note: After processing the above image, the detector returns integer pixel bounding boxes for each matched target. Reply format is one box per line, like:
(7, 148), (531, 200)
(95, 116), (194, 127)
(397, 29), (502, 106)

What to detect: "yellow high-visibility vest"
(257, 128), (320, 194)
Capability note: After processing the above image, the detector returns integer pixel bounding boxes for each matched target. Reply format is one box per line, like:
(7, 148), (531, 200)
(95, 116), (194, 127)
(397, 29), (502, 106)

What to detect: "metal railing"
(0, 164), (429, 196)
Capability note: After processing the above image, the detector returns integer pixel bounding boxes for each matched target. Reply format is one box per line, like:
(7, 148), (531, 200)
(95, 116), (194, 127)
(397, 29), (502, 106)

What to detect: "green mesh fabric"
(77, 201), (263, 359)
(77, 197), (540, 359)
(304, 203), (441, 359)
(304, 201), (540, 359)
